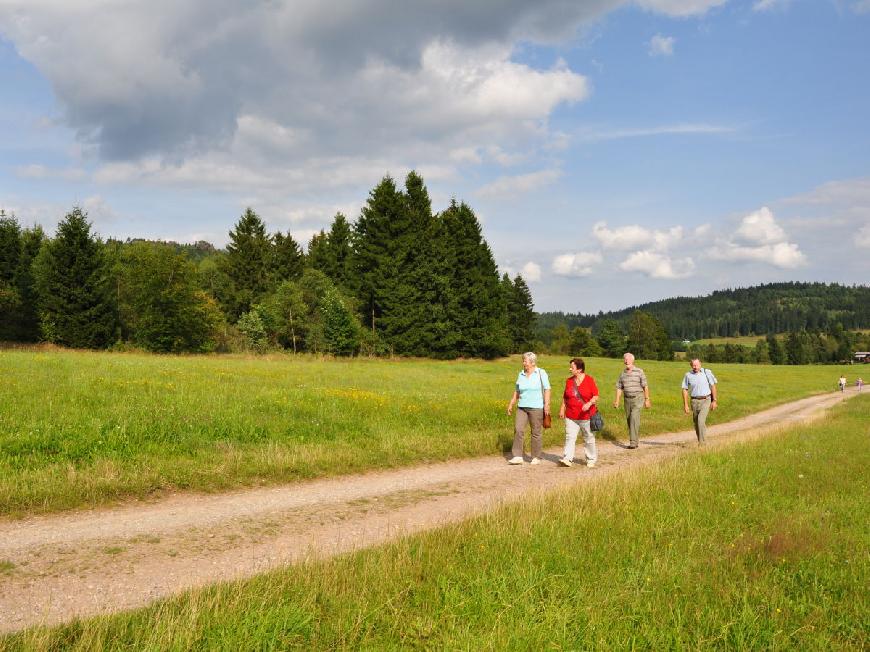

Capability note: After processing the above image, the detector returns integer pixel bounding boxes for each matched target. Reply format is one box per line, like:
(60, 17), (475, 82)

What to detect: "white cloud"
(648, 33), (675, 56)
(634, 0), (727, 17)
(552, 252), (603, 277)
(753, 0), (791, 11)
(783, 176), (870, 206)
(592, 221), (684, 251)
(476, 168), (562, 198)
(15, 164), (87, 181)
(577, 123), (735, 143)
(856, 224), (870, 248)
(710, 242), (806, 268)
(734, 206), (786, 245)
(619, 251), (695, 279)
(709, 206), (806, 268)
(521, 261), (542, 282)
(852, 0), (870, 14)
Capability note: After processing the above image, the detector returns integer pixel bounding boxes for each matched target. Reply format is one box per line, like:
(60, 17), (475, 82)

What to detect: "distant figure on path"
(857, 377), (864, 392)
(558, 358), (599, 468)
(506, 352), (551, 465)
(613, 352), (650, 449)
(681, 358), (718, 446)
(838, 375), (847, 392)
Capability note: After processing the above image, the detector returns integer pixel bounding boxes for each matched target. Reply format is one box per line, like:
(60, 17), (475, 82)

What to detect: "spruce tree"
(220, 208), (272, 320)
(34, 207), (117, 348)
(439, 200), (509, 358)
(15, 226), (45, 341)
(272, 231), (304, 282)
(506, 274), (536, 353)
(0, 213), (22, 339)
(306, 230), (330, 273)
(351, 175), (407, 347)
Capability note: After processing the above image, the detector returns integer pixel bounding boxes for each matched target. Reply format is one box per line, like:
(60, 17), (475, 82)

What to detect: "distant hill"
(538, 282), (870, 341)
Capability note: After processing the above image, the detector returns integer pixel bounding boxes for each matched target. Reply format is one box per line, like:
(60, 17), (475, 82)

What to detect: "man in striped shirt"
(613, 352), (651, 449)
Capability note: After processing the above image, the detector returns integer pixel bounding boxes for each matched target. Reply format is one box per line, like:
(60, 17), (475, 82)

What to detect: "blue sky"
(1, 0), (868, 312)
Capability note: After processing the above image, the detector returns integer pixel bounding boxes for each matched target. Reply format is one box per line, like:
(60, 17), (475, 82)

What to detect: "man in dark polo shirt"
(613, 352), (650, 449)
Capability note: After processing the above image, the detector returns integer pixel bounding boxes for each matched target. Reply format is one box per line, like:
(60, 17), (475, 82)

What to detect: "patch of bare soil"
(0, 390), (855, 633)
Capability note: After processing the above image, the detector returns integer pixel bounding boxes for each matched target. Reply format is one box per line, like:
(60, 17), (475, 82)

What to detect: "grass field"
(0, 348), (854, 516)
(692, 335), (768, 346)
(5, 394), (867, 650)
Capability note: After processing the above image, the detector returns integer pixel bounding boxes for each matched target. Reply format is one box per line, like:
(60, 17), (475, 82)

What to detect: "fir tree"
(33, 207), (117, 348)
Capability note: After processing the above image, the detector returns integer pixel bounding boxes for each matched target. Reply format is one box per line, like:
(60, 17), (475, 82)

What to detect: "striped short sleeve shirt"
(616, 367), (647, 396)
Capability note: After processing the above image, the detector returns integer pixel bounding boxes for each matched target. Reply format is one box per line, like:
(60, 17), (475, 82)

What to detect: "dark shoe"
(628, 444), (638, 449)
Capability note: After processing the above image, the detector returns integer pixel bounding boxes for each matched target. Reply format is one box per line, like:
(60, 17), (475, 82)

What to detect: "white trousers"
(564, 418), (597, 463)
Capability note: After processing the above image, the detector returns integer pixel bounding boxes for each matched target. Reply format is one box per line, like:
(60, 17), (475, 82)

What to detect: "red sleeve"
(589, 376), (599, 397)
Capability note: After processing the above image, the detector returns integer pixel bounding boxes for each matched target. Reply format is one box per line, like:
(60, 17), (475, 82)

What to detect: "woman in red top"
(558, 357), (599, 467)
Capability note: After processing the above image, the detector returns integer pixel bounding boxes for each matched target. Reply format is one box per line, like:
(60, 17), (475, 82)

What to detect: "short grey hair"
(522, 352), (537, 364)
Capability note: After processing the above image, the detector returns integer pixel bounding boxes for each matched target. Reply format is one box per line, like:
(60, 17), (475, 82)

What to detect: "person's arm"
(710, 381), (718, 410)
(583, 379), (599, 412)
(544, 388), (551, 415)
(507, 389), (519, 415)
(642, 371), (651, 408)
(682, 387), (690, 414)
(613, 387), (622, 409)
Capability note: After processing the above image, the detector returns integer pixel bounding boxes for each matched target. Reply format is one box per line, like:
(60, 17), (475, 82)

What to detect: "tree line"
(539, 311), (870, 365)
(0, 173), (538, 358)
(538, 282), (870, 341)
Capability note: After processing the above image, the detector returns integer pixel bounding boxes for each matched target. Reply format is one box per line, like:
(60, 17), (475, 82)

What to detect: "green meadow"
(6, 393), (867, 650)
(0, 348), (854, 516)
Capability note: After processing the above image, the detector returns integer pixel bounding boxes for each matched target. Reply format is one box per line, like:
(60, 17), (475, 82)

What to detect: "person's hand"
(558, 406), (566, 419)
(711, 399), (718, 411)
(644, 398), (651, 409)
(612, 401), (619, 409)
(683, 404), (690, 415)
(506, 403), (513, 416)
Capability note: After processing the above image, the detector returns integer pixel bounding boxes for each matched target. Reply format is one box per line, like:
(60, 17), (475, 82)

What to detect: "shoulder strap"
(703, 368), (714, 387)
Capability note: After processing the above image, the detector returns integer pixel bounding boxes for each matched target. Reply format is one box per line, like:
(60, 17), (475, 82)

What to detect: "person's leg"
(563, 418), (580, 461)
(580, 419), (597, 464)
(626, 396), (641, 447)
(513, 408), (530, 458)
(694, 398), (710, 444)
(529, 408), (544, 459)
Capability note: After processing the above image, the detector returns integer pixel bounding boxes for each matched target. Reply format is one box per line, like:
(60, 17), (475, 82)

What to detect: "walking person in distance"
(613, 352), (650, 449)
(506, 352), (551, 465)
(558, 358), (600, 468)
(682, 357), (718, 446)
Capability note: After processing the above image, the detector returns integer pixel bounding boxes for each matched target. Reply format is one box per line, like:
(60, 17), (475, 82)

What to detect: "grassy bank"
(0, 349), (854, 516)
(5, 394), (867, 650)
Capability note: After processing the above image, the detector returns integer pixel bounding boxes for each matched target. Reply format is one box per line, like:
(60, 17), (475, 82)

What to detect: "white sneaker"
(508, 456), (524, 465)
(559, 457), (573, 467)
(586, 460), (596, 468)
(530, 457), (541, 465)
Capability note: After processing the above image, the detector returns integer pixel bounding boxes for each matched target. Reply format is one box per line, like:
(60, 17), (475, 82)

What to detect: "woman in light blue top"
(506, 352), (551, 464)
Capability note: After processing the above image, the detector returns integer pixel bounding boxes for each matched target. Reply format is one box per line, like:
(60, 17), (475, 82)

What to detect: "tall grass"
(0, 349), (854, 515)
(6, 395), (867, 650)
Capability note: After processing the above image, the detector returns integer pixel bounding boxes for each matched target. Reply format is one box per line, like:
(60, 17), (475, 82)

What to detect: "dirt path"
(0, 390), (857, 634)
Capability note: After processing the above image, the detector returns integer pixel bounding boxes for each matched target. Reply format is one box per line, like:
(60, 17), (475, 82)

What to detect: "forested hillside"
(539, 283), (870, 341)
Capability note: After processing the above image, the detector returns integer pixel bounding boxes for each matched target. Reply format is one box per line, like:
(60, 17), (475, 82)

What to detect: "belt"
(691, 395), (711, 400)
(624, 394), (642, 398)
